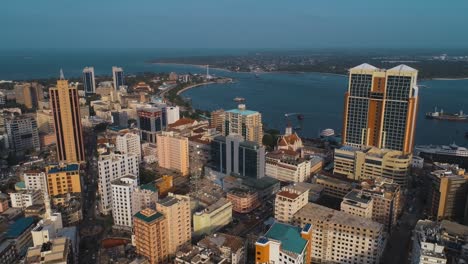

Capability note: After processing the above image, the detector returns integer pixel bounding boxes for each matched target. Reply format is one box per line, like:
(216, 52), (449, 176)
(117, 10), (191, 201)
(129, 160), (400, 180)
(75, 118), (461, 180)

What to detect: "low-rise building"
(334, 146), (412, 186)
(197, 233), (246, 264)
(412, 220), (447, 264)
(226, 188), (260, 213)
(265, 150), (311, 183)
(23, 170), (47, 193)
(10, 190), (42, 209)
(5, 217), (36, 257)
(255, 222), (312, 264)
(312, 173), (353, 199)
(26, 237), (74, 264)
(193, 198), (232, 237)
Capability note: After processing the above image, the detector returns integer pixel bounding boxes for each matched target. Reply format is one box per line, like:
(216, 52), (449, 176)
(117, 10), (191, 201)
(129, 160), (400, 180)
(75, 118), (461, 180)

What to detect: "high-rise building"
(293, 203), (385, 264)
(132, 182), (158, 214)
(45, 164), (81, 197)
(210, 109), (225, 132)
(137, 107), (165, 143)
(36, 110), (55, 134)
(352, 179), (402, 232)
(111, 175), (138, 228)
(165, 106), (180, 125)
(274, 183), (312, 223)
(334, 146), (412, 186)
(111, 111), (128, 128)
(50, 72), (85, 163)
(112, 66), (125, 91)
(156, 193), (191, 255)
(116, 132), (142, 161)
(211, 135), (265, 179)
(14, 82), (44, 109)
(24, 171), (47, 193)
(342, 64), (418, 154)
(340, 190), (374, 219)
(5, 114), (40, 153)
(255, 222), (312, 264)
(82, 67), (96, 95)
(156, 131), (189, 176)
(133, 208), (168, 264)
(98, 153), (139, 215)
(222, 104), (263, 144)
(428, 163), (468, 223)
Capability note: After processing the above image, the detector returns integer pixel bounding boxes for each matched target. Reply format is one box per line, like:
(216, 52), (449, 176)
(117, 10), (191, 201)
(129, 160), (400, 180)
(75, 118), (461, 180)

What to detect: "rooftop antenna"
(60, 68), (65, 80)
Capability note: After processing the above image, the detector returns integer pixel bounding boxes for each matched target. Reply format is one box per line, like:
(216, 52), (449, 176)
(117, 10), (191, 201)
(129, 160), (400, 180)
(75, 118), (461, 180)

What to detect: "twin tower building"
(342, 63), (418, 154)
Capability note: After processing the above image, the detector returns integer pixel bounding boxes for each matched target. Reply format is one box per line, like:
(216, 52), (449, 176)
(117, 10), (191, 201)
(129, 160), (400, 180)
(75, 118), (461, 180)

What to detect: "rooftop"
(198, 233), (244, 252)
(111, 175), (137, 186)
(134, 209), (164, 223)
(226, 108), (258, 116)
(344, 190), (373, 204)
(47, 164), (79, 174)
(140, 182), (158, 193)
(6, 217), (35, 238)
(262, 222), (307, 255)
(294, 203), (382, 231)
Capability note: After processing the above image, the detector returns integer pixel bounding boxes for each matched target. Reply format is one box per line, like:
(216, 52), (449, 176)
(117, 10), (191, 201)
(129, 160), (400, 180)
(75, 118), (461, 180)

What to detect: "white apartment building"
(24, 171), (47, 193)
(274, 183), (312, 223)
(10, 190), (42, 209)
(293, 203), (385, 264)
(132, 182), (158, 214)
(116, 132), (142, 161)
(111, 175), (138, 228)
(98, 152), (139, 215)
(166, 106), (180, 125)
(266, 152), (311, 182)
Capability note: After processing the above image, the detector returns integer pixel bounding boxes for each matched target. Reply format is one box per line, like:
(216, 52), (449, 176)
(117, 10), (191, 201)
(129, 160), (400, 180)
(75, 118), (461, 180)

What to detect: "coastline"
(176, 81), (216, 95)
(431, 77), (468, 81)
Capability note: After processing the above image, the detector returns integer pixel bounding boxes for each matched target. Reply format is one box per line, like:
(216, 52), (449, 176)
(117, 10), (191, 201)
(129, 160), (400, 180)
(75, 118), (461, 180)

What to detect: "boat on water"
(414, 143), (468, 168)
(425, 107), (468, 121)
(233, 97), (245, 103)
(320, 128), (335, 137)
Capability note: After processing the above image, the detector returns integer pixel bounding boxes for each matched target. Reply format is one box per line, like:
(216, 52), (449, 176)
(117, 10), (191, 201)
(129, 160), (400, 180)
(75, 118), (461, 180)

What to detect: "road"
(381, 176), (427, 264)
(79, 128), (102, 264)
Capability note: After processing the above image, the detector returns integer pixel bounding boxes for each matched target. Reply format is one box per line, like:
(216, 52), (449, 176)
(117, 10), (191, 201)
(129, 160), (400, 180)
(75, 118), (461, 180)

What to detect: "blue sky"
(1, 0), (467, 49)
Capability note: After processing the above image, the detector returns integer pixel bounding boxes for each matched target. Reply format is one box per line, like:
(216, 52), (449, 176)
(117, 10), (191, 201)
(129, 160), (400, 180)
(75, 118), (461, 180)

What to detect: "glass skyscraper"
(112, 66), (125, 91)
(82, 66), (95, 95)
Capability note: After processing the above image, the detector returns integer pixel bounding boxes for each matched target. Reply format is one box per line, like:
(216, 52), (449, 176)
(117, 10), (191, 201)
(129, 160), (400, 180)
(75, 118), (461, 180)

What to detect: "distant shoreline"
(431, 77), (468, 81)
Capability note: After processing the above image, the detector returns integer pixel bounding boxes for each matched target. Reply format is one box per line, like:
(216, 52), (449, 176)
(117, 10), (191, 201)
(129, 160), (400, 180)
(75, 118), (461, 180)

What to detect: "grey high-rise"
(211, 134), (265, 179)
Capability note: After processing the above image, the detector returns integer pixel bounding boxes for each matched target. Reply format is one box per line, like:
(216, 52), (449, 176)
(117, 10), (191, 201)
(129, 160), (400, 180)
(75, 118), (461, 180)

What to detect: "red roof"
(168, 118), (195, 128)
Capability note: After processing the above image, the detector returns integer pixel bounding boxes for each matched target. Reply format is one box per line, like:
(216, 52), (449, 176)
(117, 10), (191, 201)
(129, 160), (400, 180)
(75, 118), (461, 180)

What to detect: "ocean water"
(1, 49), (467, 146)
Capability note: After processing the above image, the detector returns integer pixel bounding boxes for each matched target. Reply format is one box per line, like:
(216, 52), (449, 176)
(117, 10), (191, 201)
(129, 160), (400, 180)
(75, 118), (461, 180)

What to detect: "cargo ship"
(414, 143), (468, 168)
(425, 108), (468, 121)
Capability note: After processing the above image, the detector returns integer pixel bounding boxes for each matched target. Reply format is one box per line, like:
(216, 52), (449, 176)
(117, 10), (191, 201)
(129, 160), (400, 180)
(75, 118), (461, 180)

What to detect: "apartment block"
(133, 208), (168, 264)
(45, 164), (81, 197)
(111, 175), (138, 228)
(116, 132), (142, 161)
(293, 203), (385, 264)
(274, 183), (312, 223)
(193, 198), (232, 237)
(156, 131), (189, 176)
(222, 104), (263, 144)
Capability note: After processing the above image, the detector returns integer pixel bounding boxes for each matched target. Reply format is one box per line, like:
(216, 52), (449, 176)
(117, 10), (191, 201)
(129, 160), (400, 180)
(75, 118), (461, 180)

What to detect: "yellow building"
(133, 208), (168, 264)
(46, 164), (81, 196)
(156, 132), (189, 176)
(223, 104), (263, 144)
(50, 72), (85, 163)
(256, 222), (312, 264)
(342, 64), (418, 154)
(429, 163), (468, 223)
(193, 198), (232, 237)
(334, 146), (412, 186)
(156, 193), (191, 256)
